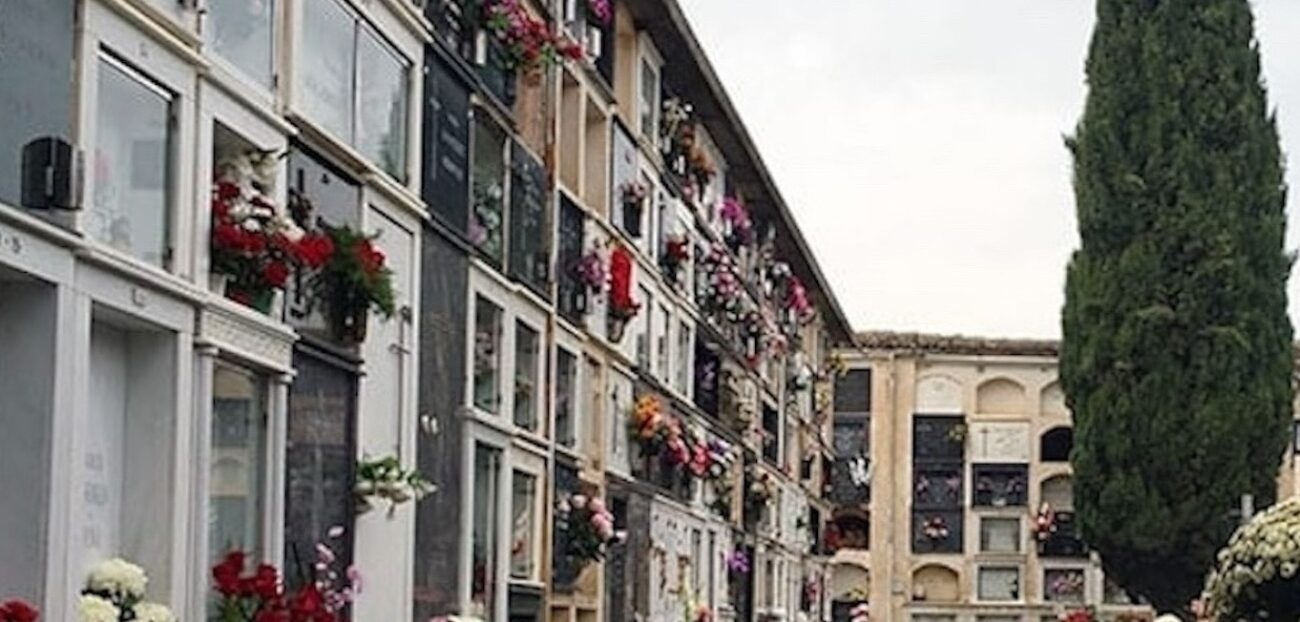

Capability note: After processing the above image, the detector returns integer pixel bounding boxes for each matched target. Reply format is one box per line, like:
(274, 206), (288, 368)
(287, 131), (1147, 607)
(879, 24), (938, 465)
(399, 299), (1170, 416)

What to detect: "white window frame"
(512, 316), (545, 436)
(975, 564), (1023, 604)
(977, 515), (1023, 555)
(1042, 564), (1090, 606)
(636, 36), (663, 148)
(287, 0), (418, 186)
(605, 366), (635, 476)
(80, 2), (198, 280)
(467, 268), (550, 440)
(507, 463), (545, 585)
(553, 332), (585, 455)
(198, 91), (291, 288)
(673, 317), (694, 398)
(200, 0), (280, 105)
(459, 429), (510, 621)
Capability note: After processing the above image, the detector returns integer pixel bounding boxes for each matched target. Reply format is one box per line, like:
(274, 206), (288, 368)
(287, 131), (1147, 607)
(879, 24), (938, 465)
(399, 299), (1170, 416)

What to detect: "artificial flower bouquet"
(307, 223), (396, 343)
(0, 600), (39, 622)
(481, 0), (583, 73)
(555, 493), (627, 566)
(78, 558), (173, 622)
(210, 151), (333, 314)
(1203, 496), (1300, 621)
(355, 454), (434, 516)
(607, 245), (641, 340)
(212, 527), (360, 622)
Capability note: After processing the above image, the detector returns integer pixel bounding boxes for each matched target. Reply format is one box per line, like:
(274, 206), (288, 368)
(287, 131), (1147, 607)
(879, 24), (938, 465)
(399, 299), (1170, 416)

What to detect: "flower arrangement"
(726, 549), (750, 576)
(660, 233), (691, 285)
(920, 516), (950, 541)
(849, 602), (870, 622)
(1032, 502), (1058, 542)
(946, 422), (968, 445)
(1057, 609), (1095, 622)
(1047, 570), (1086, 601)
(78, 558), (173, 622)
(470, 178), (504, 258)
(575, 246), (606, 295)
(212, 527), (360, 622)
(355, 455), (434, 516)
(746, 465), (777, 510)
(481, 0), (584, 73)
(586, 0), (611, 24)
(555, 493), (626, 566)
(659, 98), (715, 198)
(211, 151), (331, 314)
(307, 223), (396, 342)
(0, 600), (39, 622)
(696, 244), (744, 321)
(719, 197), (754, 251)
(1203, 496), (1300, 622)
(607, 245), (641, 340)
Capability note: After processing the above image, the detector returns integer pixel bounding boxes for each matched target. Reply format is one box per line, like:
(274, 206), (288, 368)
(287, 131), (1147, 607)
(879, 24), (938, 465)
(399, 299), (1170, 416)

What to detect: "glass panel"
(513, 321), (540, 431)
(470, 117), (508, 263)
(92, 55), (171, 267)
(510, 471), (536, 579)
(284, 353), (355, 592)
(206, 0), (275, 87)
(638, 59), (657, 142)
(299, 0), (355, 143)
(1044, 568), (1086, 604)
(979, 517), (1020, 553)
(977, 567), (1020, 601)
(675, 322), (691, 394)
(834, 369), (871, 413)
(657, 305), (670, 382)
(474, 296), (503, 414)
(472, 444), (502, 616)
(357, 27), (408, 181)
(973, 464), (1028, 507)
(556, 349), (577, 448)
(210, 363), (267, 569)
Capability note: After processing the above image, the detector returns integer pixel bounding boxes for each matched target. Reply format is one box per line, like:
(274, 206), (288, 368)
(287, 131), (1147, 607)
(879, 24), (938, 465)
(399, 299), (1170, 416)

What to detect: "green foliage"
(1061, 0), (1293, 613)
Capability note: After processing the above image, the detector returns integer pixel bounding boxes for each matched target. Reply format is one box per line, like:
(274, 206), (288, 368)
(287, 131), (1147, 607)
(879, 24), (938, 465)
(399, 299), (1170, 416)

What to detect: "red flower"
(289, 585), (335, 622)
(559, 39), (585, 61)
(214, 223), (245, 251)
(0, 600), (40, 622)
(213, 197), (231, 220)
(354, 240), (386, 275)
(251, 564), (281, 601)
(216, 181), (241, 201)
(294, 234), (335, 270)
(263, 261), (290, 288)
(255, 609), (291, 622)
(213, 551), (246, 597)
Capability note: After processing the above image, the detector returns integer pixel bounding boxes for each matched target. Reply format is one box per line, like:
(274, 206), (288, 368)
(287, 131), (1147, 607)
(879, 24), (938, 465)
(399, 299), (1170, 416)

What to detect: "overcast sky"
(678, 0), (1300, 339)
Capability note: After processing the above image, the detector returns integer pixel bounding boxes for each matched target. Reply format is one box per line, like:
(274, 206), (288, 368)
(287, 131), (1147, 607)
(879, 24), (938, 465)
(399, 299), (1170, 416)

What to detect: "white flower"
(87, 557), (148, 599)
(134, 602), (176, 622)
(78, 594), (120, 622)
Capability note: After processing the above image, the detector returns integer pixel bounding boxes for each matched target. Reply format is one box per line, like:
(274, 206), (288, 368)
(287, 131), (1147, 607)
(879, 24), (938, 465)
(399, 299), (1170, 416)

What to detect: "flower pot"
(227, 286), (276, 315)
(209, 273), (229, 296)
(329, 302), (369, 345)
(607, 315), (628, 343)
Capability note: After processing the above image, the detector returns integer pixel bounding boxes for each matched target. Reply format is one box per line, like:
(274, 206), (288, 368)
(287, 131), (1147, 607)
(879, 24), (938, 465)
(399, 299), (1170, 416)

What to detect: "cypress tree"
(1061, 0), (1293, 613)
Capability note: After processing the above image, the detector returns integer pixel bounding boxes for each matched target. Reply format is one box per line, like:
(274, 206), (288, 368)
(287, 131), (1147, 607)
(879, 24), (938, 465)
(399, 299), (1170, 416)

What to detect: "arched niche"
(912, 564), (960, 603)
(1040, 381), (1067, 417)
(831, 561), (871, 601)
(976, 378), (1026, 414)
(917, 375), (962, 414)
(1040, 426), (1073, 462)
(830, 509), (871, 550)
(1041, 474), (1074, 511)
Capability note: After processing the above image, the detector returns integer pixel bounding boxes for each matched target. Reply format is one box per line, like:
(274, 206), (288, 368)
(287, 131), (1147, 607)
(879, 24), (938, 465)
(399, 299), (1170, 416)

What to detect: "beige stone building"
(824, 332), (1300, 622)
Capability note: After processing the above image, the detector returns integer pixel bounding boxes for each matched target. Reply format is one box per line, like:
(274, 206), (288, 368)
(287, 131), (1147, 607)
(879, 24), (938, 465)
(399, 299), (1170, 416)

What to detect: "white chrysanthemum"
(134, 601), (175, 622)
(87, 557), (148, 599)
(78, 594), (120, 622)
(1205, 497), (1300, 621)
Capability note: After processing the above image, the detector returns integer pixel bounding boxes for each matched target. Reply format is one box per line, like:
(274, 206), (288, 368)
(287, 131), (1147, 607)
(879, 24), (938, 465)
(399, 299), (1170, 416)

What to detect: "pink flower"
(571, 494), (587, 508)
(588, 497), (606, 514)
